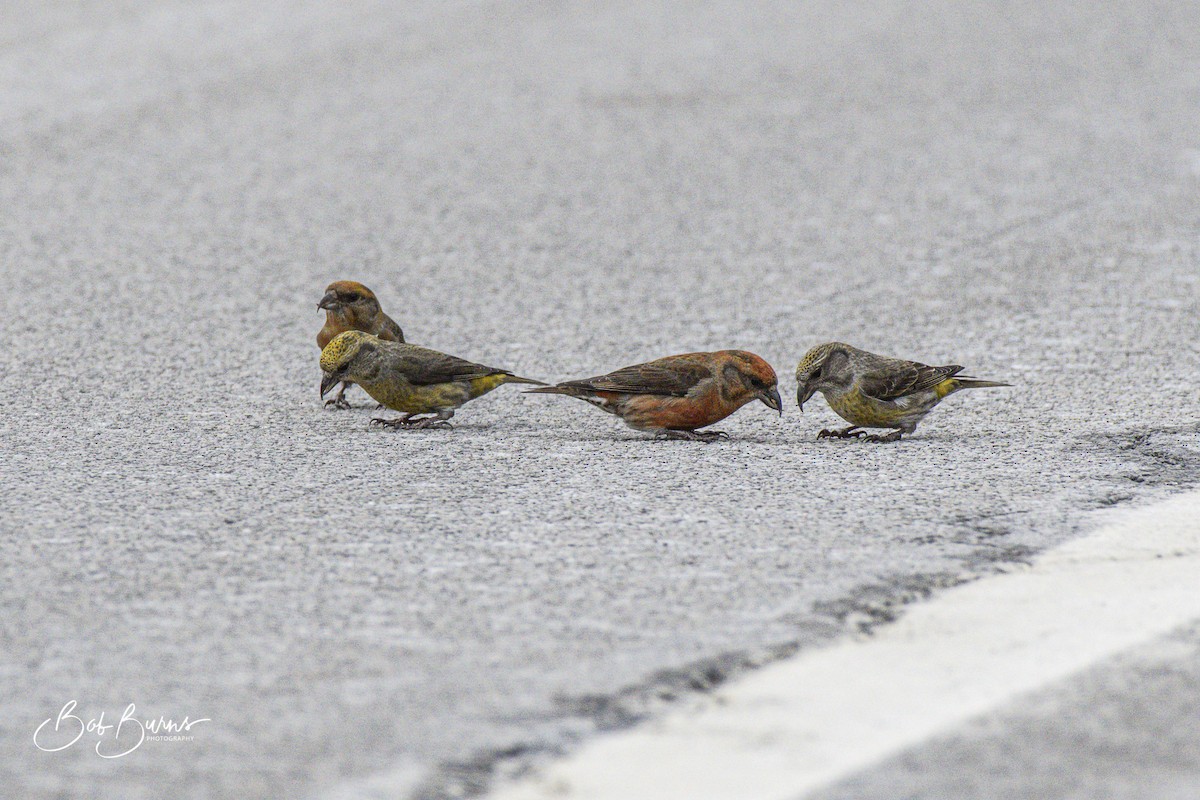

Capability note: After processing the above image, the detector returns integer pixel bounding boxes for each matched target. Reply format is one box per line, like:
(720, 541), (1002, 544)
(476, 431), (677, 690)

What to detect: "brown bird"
(317, 280), (405, 409)
(527, 351), (782, 441)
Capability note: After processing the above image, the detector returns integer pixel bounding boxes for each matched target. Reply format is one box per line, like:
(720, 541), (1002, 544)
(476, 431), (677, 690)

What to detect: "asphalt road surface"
(486, 491), (1200, 800)
(1, 2), (1198, 798)
(811, 622), (1200, 800)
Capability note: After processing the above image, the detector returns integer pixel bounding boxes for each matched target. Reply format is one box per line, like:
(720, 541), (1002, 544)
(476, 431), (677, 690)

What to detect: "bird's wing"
(375, 314), (405, 343)
(560, 357), (713, 397)
(387, 344), (504, 385)
(858, 360), (963, 401)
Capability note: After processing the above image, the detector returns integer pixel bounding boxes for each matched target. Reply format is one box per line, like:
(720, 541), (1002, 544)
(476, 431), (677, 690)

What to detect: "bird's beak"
(760, 387), (783, 415)
(320, 371), (339, 399)
(797, 379), (817, 412)
(317, 291), (340, 311)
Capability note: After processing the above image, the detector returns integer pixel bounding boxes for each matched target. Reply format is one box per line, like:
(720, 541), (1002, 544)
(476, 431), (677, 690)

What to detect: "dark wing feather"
(858, 361), (963, 401)
(375, 313), (405, 343)
(388, 344), (505, 385)
(561, 357), (712, 397)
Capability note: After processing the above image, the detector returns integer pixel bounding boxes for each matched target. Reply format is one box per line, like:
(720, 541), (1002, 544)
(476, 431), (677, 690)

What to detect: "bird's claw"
(325, 397), (352, 410)
(663, 430), (728, 443)
(817, 426), (864, 440)
(409, 418), (453, 430)
(370, 416), (453, 430)
(863, 431), (903, 443)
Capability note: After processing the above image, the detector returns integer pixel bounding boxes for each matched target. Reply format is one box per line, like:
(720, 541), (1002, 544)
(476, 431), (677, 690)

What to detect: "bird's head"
(319, 330), (378, 398)
(795, 342), (854, 410)
(723, 351), (783, 415)
(318, 281), (382, 320)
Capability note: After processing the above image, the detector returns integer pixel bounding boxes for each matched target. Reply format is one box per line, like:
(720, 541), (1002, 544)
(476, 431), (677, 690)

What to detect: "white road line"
(489, 490), (1200, 800)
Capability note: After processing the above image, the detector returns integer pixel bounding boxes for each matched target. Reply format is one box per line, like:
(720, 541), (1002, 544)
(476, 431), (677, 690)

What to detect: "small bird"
(317, 281), (405, 409)
(795, 342), (1009, 442)
(527, 350), (782, 441)
(319, 331), (544, 429)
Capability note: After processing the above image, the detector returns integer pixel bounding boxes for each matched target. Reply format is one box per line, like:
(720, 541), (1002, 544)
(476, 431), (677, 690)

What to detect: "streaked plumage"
(319, 331), (543, 429)
(317, 281), (405, 409)
(795, 342), (1009, 442)
(528, 350), (782, 441)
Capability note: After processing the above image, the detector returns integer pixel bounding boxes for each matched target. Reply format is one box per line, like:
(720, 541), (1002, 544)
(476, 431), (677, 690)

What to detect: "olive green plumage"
(319, 331), (544, 429)
(795, 342), (1009, 442)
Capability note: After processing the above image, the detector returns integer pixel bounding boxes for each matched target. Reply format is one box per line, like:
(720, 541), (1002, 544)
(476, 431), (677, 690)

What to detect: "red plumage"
(529, 350), (782, 441)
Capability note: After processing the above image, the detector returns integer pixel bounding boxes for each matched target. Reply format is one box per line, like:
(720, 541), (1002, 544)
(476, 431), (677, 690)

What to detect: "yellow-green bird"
(319, 330), (544, 429)
(795, 342), (1009, 442)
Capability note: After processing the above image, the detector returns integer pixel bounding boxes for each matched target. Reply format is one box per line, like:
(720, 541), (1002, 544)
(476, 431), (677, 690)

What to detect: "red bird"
(528, 350), (782, 441)
(317, 280), (405, 409)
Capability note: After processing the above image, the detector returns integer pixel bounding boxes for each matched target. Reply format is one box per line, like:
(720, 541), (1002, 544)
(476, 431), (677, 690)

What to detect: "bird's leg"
(817, 425), (864, 440)
(662, 429), (729, 443)
(863, 430), (903, 443)
(324, 381), (353, 410)
(370, 413), (413, 429)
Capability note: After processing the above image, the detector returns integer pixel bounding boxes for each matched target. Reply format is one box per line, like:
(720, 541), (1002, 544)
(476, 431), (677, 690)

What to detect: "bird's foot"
(406, 417), (453, 430)
(663, 429), (729, 443)
(324, 383), (353, 410)
(817, 426), (864, 440)
(370, 416), (410, 429)
(863, 431), (903, 443)
(370, 414), (453, 430)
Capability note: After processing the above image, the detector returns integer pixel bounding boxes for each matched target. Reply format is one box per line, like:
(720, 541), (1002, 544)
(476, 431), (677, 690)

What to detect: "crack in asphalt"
(405, 425), (1200, 800)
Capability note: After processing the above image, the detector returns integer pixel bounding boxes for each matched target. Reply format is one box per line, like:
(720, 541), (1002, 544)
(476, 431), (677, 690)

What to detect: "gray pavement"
(0, 1), (1198, 798)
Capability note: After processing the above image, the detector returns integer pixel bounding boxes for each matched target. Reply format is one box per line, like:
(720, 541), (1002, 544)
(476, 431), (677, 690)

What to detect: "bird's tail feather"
(955, 377), (1010, 389)
(501, 374), (547, 386)
(523, 384), (573, 394)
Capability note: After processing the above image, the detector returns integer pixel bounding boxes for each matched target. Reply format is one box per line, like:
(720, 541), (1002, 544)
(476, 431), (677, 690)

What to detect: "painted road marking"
(489, 490), (1200, 800)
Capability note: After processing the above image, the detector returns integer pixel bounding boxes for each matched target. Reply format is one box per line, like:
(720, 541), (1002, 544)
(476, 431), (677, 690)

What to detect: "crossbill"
(526, 350), (782, 441)
(319, 331), (544, 429)
(317, 281), (405, 409)
(795, 342), (1009, 442)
